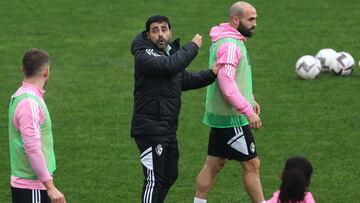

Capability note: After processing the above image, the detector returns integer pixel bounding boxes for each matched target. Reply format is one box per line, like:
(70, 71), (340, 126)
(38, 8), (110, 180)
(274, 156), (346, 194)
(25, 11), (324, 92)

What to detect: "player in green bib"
(194, 2), (265, 203)
(9, 49), (66, 203)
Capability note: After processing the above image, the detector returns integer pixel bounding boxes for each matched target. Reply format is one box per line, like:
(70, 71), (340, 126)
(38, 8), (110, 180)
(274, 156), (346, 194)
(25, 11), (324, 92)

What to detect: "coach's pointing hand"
(192, 34), (202, 48)
(248, 113), (262, 129)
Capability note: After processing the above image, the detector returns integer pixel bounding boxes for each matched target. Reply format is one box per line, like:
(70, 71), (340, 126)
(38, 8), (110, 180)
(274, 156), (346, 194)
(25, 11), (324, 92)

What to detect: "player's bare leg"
(195, 156), (227, 199)
(241, 157), (264, 203)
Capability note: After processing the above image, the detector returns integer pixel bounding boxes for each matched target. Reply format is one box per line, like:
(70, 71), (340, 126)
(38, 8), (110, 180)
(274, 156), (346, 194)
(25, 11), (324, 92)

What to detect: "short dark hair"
(145, 15), (171, 32)
(22, 48), (50, 77)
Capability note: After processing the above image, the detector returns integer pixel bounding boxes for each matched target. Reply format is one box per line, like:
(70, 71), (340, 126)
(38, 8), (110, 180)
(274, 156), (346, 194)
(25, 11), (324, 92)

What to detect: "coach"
(130, 15), (219, 203)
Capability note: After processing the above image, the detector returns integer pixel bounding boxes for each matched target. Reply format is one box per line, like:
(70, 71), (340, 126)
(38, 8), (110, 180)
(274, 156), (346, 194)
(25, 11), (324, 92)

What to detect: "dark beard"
(43, 79), (48, 90)
(156, 40), (169, 51)
(152, 36), (170, 51)
(237, 23), (254, 38)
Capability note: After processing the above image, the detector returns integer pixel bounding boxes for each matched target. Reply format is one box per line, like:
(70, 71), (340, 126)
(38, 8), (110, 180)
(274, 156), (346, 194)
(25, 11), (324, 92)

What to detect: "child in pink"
(266, 157), (315, 203)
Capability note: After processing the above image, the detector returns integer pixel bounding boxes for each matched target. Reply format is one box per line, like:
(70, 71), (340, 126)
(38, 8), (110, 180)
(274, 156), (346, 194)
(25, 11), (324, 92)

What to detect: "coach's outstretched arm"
(131, 33), (202, 76)
(181, 63), (220, 91)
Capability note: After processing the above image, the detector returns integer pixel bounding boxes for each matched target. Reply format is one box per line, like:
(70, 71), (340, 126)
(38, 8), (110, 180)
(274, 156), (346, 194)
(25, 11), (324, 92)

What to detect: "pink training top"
(11, 82), (52, 190)
(266, 191), (316, 203)
(210, 23), (255, 118)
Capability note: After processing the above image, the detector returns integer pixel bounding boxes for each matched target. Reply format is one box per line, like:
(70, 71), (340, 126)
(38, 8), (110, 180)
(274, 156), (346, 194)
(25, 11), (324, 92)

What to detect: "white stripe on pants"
(143, 169), (155, 203)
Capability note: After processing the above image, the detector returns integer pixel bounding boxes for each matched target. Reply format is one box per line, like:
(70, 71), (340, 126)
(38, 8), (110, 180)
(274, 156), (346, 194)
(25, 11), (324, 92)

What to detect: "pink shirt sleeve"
(13, 98), (52, 182)
(304, 192), (316, 203)
(216, 41), (254, 117)
(265, 191), (279, 203)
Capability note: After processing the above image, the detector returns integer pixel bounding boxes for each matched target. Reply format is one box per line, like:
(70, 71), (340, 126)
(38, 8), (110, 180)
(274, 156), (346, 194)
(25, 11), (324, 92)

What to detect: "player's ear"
(43, 66), (49, 77)
(231, 15), (239, 26)
(169, 29), (172, 39)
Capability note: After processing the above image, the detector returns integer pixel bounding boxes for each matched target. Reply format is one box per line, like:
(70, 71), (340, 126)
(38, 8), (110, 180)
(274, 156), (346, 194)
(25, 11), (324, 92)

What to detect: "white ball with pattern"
(295, 55), (321, 80)
(315, 48), (337, 72)
(328, 51), (354, 76)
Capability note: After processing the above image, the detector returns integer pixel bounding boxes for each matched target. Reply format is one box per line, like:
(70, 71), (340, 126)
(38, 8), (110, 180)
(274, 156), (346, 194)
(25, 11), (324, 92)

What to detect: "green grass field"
(1, 0), (360, 202)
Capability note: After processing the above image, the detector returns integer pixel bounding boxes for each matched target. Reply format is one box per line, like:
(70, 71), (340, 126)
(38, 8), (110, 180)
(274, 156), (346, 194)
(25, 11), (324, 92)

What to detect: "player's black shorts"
(11, 186), (50, 203)
(208, 125), (257, 161)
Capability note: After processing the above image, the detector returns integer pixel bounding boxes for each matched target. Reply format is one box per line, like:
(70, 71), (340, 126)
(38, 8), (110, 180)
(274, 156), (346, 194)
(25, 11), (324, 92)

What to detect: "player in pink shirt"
(194, 1), (264, 203)
(266, 157), (315, 203)
(9, 49), (66, 203)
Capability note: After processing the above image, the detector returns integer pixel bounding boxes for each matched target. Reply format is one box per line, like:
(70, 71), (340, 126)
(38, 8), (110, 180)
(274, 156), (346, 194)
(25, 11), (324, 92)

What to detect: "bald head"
(228, 1), (257, 38)
(229, 1), (255, 18)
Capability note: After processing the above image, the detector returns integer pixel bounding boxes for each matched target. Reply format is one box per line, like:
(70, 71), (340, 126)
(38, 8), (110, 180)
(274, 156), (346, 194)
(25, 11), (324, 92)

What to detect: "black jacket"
(130, 31), (217, 138)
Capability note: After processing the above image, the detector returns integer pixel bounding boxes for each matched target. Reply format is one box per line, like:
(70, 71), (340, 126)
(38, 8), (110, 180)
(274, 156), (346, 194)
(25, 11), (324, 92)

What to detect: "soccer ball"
(315, 48), (337, 72)
(295, 55), (321, 79)
(328, 51), (354, 76)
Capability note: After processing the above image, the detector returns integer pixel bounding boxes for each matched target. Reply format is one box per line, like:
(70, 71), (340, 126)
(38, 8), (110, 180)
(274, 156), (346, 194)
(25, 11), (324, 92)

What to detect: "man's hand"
(47, 187), (66, 203)
(192, 34), (202, 48)
(247, 113), (262, 129)
(253, 100), (260, 115)
(212, 63), (221, 75)
(44, 180), (66, 203)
